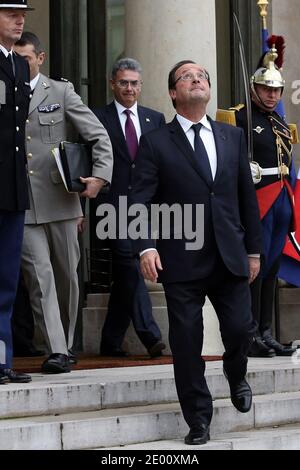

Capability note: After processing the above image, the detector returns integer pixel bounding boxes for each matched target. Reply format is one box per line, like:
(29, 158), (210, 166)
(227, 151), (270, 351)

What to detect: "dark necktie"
(124, 109), (138, 160)
(7, 53), (15, 76)
(191, 123), (213, 182)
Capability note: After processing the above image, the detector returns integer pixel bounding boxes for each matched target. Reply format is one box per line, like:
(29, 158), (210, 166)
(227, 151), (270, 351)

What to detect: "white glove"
(249, 161), (262, 185)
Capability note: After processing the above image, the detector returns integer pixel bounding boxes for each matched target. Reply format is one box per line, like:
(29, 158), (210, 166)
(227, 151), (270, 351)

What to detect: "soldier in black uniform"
(0, 0), (34, 384)
(234, 44), (296, 357)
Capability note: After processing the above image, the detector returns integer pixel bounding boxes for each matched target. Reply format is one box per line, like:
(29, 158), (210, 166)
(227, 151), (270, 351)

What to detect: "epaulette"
(216, 109), (237, 126)
(288, 123), (299, 144)
(229, 104), (245, 112)
(50, 76), (70, 83)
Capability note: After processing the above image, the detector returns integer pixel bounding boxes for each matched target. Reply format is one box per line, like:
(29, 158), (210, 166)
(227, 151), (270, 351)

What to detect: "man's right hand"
(140, 250), (163, 283)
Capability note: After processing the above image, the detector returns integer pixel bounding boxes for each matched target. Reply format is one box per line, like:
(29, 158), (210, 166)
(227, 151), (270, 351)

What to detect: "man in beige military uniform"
(14, 32), (113, 373)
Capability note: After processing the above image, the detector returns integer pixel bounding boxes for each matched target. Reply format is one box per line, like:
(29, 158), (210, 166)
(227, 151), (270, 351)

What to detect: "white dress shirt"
(0, 44), (12, 58)
(30, 73), (40, 91)
(114, 100), (142, 142)
(176, 113), (217, 180)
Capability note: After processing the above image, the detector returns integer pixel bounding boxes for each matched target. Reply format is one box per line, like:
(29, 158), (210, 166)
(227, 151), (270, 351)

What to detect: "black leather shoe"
(100, 347), (129, 357)
(248, 336), (276, 358)
(184, 424), (210, 445)
(41, 354), (71, 374)
(263, 334), (296, 357)
(148, 340), (166, 358)
(229, 378), (252, 413)
(1, 369), (32, 383)
(0, 372), (9, 385)
(68, 349), (78, 365)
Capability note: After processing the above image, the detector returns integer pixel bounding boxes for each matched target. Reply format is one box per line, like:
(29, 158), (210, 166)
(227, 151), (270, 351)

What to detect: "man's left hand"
(80, 177), (106, 198)
(248, 257), (260, 284)
(77, 217), (86, 234)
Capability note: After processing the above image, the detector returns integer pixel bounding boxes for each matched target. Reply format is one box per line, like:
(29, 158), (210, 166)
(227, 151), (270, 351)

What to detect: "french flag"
(279, 167), (300, 286)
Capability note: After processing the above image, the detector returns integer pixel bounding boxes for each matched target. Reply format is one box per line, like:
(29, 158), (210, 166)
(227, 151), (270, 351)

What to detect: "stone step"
(278, 287), (300, 344)
(103, 423), (300, 451)
(82, 303), (225, 356)
(1, 359), (300, 420)
(2, 391), (300, 450)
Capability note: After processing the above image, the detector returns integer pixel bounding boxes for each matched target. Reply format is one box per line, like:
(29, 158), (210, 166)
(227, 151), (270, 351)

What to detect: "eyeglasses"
(115, 80), (143, 89)
(174, 71), (209, 85)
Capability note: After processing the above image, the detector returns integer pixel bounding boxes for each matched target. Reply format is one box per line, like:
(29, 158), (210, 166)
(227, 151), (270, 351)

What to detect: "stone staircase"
(1, 358), (300, 449)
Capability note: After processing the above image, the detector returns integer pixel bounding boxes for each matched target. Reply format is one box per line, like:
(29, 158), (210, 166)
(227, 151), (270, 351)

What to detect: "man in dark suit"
(0, 0), (34, 384)
(131, 60), (262, 445)
(94, 58), (166, 358)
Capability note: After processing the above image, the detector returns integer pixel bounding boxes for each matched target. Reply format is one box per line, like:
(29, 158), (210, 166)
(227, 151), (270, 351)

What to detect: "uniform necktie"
(124, 109), (138, 160)
(7, 53), (15, 76)
(191, 123), (213, 182)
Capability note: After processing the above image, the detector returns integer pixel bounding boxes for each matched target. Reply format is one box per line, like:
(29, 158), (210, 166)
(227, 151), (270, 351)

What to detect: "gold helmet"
(251, 36), (285, 103)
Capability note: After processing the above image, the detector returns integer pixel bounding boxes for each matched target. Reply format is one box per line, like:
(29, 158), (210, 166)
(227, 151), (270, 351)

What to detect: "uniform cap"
(0, 1), (34, 10)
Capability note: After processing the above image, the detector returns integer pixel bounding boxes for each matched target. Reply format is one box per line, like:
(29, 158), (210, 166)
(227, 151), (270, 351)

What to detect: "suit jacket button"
(211, 192), (215, 196)
(27, 153), (33, 159)
(128, 185), (132, 190)
(132, 164), (136, 169)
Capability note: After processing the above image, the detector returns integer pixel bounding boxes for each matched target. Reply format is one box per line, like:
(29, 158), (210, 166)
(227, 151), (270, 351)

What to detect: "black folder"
(59, 141), (92, 193)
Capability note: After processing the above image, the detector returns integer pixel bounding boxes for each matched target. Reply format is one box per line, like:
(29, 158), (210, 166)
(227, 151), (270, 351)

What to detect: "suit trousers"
(21, 219), (80, 355)
(101, 239), (161, 351)
(0, 211), (25, 369)
(163, 260), (255, 429)
(260, 188), (292, 277)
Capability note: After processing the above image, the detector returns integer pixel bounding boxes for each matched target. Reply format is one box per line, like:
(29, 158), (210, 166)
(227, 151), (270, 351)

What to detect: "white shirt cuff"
(140, 248), (158, 257)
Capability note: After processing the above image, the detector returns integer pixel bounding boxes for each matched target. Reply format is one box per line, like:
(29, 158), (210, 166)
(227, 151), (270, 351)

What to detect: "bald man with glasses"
(94, 58), (166, 358)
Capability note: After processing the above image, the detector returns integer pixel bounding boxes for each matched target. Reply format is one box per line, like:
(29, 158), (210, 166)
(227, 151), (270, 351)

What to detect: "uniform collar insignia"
(253, 126), (265, 134)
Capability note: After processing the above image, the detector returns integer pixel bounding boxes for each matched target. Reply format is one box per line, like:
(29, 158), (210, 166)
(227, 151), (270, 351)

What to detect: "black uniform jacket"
(236, 102), (293, 191)
(0, 51), (31, 211)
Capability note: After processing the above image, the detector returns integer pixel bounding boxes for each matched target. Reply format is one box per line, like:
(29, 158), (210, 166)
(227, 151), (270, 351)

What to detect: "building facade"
(25, 0), (300, 294)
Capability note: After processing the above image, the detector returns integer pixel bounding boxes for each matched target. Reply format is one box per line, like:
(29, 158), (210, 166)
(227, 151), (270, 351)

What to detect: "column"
(124, 0), (223, 355)
(125, 0), (218, 121)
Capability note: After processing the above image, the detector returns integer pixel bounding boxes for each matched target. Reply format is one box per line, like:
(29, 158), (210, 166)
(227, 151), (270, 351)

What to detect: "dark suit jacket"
(131, 117), (262, 284)
(0, 51), (31, 211)
(94, 102), (165, 205)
